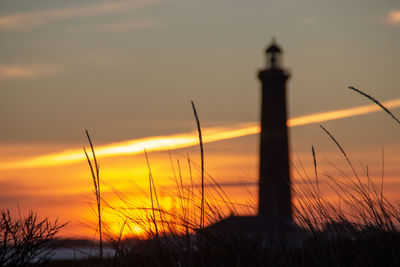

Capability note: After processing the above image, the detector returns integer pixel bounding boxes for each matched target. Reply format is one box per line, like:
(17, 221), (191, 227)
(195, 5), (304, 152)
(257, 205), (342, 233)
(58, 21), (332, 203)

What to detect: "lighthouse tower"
(258, 39), (292, 219)
(203, 40), (297, 240)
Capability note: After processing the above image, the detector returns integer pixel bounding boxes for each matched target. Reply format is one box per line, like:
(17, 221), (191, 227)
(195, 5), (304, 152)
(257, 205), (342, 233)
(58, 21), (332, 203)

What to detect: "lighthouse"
(203, 39), (296, 241)
(258, 39), (292, 219)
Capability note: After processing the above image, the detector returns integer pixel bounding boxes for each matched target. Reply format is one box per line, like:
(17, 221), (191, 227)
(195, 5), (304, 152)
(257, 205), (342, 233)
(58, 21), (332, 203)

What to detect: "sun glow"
(1, 98), (399, 170)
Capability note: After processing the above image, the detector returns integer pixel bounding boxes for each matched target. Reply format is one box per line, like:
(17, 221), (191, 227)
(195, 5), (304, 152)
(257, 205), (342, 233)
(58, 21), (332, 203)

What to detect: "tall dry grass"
(84, 130), (103, 259)
(79, 88), (400, 266)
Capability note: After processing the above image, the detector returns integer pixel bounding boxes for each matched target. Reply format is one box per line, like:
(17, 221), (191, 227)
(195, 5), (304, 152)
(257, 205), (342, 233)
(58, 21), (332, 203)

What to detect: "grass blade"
(191, 101), (205, 232)
(349, 86), (400, 125)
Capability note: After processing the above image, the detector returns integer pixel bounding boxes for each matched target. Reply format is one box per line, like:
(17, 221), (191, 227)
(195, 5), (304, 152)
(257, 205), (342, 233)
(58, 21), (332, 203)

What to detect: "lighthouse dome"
(265, 38), (283, 69)
(266, 42), (282, 54)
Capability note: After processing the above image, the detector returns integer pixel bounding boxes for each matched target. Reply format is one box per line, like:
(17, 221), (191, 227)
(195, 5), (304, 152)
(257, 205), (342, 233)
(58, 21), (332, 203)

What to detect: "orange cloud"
(386, 10), (400, 25)
(0, 64), (62, 80)
(99, 19), (161, 32)
(289, 98), (400, 127)
(67, 19), (161, 34)
(300, 18), (317, 25)
(0, 0), (160, 31)
(1, 98), (399, 170)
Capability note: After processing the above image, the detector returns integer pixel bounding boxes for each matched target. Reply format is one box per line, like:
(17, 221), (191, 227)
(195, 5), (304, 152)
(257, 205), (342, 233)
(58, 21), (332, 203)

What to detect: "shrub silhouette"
(0, 208), (66, 266)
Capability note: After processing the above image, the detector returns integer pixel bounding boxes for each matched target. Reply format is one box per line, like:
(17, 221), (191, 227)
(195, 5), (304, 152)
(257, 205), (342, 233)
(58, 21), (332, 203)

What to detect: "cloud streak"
(300, 18), (317, 25)
(385, 10), (400, 25)
(0, 64), (62, 80)
(1, 98), (400, 170)
(99, 19), (161, 32)
(67, 19), (162, 34)
(0, 0), (160, 31)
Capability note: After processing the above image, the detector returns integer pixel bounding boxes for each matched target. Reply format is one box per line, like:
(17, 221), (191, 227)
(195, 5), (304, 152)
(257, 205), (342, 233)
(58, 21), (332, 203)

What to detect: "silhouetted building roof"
(205, 214), (293, 233)
(203, 214), (303, 248)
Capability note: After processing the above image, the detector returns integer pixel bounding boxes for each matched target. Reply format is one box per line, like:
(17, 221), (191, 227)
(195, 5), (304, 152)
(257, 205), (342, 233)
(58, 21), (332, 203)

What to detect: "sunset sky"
(1, 0), (400, 238)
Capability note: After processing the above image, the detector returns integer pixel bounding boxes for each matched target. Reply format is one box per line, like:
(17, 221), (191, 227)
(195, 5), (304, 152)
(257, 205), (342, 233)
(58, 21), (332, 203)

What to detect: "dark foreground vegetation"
(44, 176), (400, 267)
(2, 87), (400, 266)
(0, 209), (66, 266)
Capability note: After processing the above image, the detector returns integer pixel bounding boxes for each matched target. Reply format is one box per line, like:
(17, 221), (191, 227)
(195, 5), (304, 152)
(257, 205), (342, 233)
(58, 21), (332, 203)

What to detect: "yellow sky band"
(1, 98), (400, 170)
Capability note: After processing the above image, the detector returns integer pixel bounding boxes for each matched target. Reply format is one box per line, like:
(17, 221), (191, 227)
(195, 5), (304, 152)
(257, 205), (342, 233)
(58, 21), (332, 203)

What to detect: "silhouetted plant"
(79, 90), (400, 266)
(191, 101), (205, 233)
(0, 208), (66, 266)
(84, 130), (103, 259)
